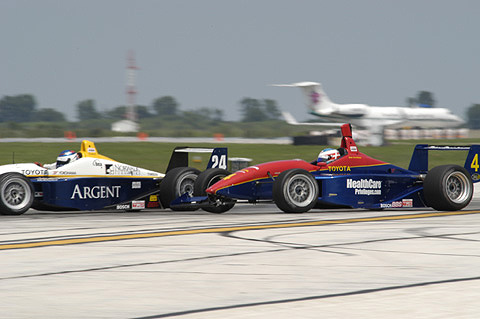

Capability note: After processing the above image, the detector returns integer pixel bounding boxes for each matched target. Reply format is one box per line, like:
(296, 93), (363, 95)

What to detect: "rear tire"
(160, 167), (200, 210)
(273, 169), (318, 213)
(424, 165), (473, 211)
(194, 168), (235, 213)
(0, 173), (34, 215)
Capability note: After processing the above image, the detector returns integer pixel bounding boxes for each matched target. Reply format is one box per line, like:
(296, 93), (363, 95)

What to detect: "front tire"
(160, 167), (200, 210)
(424, 165), (473, 211)
(273, 169), (319, 213)
(194, 168), (235, 213)
(0, 173), (34, 215)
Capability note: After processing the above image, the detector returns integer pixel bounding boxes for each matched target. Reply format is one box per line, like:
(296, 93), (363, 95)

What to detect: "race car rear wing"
(166, 147), (227, 172)
(408, 144), (480, 182)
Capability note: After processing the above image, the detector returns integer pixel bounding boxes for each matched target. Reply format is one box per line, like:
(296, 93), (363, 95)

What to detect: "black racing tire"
(273, 169), (319, 213)
(194, 168), (235, 214)
(159, 167), (200, 210)
(0, 173), (34, 215)
(424, 164), (473, 211)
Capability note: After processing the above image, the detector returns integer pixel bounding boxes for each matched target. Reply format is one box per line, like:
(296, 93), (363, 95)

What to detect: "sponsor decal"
(105, 164), (141, 176)
(132, 200), (145, 209)
(87, 147), (96, 153)
(21, 169), (48, 176)
(380, 199), (413, 208)
(147, 201), (160, 208)
(116, 204), (130, 210)
(472, 173), (480, 182)
(92, 159), (102, 167)
(328, 166), (351, 172)
(149, 195), (158, 201)
(350, 146), (358, 152)
(347, 178), (382, 195)
(132, 181), (141, 189)
(402, 198), (413, 208)
(51, 171), (76, 175)
(71, 185), (121, 199)
(35, 192), (43, 197)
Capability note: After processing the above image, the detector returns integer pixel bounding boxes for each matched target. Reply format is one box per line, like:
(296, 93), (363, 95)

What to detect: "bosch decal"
(116, 204), (130, 210)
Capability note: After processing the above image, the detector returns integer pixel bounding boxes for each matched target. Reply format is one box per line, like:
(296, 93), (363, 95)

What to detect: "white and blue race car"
(0, 140), (227, 215)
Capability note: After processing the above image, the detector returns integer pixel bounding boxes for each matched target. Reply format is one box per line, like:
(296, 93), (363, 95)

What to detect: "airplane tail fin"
(272, 82), (336, 114)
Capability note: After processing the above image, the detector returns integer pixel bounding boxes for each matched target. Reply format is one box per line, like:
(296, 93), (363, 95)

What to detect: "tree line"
(1, 92), (479, 128)
(0, 94), (282, 123)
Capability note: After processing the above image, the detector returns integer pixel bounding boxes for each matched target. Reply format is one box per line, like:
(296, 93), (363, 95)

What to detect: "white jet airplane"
(275, 82), (465, 145)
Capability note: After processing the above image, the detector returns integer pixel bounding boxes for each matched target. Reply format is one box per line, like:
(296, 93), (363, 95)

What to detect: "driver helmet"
(56, 150), (78, 168)
(318, 148), (340, 163)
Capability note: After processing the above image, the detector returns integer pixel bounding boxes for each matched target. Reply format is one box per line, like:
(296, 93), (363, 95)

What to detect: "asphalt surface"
(0, 187), (479, 318)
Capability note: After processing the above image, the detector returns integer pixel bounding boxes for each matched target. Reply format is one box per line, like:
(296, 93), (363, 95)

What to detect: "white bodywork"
(0, 158), (164, 179)
(275, 82), (465, 145)
(0, 139), (164, 179)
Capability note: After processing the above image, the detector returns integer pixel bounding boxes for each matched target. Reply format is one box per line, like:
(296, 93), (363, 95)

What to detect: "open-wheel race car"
(0, 140), (227, 215)
(172, 123), (480, 213)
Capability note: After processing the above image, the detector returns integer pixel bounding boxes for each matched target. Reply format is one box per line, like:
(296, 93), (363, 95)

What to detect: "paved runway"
(0, 193), (479, 318)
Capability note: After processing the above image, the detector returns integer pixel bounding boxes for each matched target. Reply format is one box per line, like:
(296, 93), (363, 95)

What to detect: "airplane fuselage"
(311, 103), (464, 129)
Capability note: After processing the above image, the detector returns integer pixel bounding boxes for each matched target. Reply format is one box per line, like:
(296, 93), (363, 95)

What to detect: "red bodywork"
(206, 124), (387, 195)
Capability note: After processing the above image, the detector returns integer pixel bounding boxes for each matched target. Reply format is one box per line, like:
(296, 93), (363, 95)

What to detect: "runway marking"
(1, 210), (479, 251)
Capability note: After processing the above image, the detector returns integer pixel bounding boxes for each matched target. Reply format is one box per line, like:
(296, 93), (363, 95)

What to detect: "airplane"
(274, 82), (465, 145)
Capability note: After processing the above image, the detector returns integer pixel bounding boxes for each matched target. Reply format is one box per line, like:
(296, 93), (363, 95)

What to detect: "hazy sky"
(1, 0), (479, 121)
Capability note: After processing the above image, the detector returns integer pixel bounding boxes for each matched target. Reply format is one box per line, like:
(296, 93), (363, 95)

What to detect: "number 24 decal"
(211, 155), (227, 169)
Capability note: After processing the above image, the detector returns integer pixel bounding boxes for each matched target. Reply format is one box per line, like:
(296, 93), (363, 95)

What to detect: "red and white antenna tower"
(126, 50), (138, 122)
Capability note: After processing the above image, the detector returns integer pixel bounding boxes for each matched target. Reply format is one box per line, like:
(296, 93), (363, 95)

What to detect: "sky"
(1, 0), (479, 121)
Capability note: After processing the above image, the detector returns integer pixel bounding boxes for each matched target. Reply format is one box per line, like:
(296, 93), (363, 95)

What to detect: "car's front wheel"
(0, 173), (34, 215)
(194, 168), (235, 213)
(273, 169), (319, 213)
(159, 167), (200, 210)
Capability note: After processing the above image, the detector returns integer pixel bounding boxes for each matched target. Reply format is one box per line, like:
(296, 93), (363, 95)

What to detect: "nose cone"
(205, 160), (318, 200)
(206, 167), (259, 195)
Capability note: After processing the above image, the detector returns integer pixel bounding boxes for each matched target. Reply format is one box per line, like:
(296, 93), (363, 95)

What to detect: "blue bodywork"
(31, 177), (160, 210)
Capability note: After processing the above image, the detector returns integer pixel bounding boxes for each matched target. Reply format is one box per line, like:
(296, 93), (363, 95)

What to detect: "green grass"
(1, 138), (478, 173)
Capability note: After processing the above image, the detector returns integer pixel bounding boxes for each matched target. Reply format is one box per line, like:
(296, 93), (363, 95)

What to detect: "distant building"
(111, 119), (139, 132)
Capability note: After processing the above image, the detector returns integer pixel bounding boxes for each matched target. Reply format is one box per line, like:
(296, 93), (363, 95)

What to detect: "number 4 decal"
(471, 154), (479, 172)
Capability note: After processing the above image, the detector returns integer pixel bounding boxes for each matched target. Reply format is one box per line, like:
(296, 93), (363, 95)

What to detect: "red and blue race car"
(172, 124), (479, 213)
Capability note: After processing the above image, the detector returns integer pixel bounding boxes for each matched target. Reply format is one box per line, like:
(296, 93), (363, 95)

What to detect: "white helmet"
(318, 148), (340, 163)
(56, 150), (78, 168)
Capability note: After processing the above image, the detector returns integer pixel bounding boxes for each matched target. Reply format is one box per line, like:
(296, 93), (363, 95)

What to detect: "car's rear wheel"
(194, 168), (235, 213)
(273, 169), (319, 213)
(160, 167), (200, 210)
(424, 164), (473, 211)
(0, 173), (34, 215)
